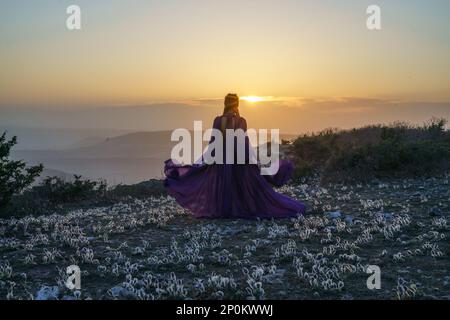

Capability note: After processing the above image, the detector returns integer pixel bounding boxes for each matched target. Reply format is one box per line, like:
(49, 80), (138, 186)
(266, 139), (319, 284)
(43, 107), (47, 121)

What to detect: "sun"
(240, 96), (264, 103)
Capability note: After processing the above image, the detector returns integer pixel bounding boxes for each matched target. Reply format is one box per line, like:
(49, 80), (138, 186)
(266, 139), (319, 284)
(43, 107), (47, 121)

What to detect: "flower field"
(1, 176), (449, 300)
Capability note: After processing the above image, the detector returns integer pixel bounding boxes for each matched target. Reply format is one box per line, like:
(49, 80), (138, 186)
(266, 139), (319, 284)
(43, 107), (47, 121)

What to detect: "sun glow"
(240, 96), (264, 103)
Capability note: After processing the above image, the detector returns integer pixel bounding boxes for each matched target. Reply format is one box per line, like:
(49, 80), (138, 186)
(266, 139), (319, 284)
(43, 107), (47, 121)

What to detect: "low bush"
(291, 118), (450, 183)
(0, 132), (43, 210)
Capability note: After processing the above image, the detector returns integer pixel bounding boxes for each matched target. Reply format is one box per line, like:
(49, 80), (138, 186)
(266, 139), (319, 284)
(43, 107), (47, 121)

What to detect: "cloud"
(1, 98), (449, 135)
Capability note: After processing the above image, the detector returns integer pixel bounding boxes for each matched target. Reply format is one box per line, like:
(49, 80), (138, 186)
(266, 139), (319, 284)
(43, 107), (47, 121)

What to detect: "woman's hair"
(223, 93), (239, 116)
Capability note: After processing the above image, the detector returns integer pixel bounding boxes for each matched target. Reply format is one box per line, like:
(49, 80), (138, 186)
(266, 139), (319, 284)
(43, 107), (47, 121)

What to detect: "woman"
(164, 93), (306, 219)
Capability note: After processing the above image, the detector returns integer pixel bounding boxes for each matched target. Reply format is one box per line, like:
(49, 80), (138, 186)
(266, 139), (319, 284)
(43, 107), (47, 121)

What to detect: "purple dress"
(164, 114), (306, 219)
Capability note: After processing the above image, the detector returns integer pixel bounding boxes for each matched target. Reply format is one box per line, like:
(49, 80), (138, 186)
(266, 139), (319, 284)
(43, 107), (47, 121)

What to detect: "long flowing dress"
(164, 114), (306, 219)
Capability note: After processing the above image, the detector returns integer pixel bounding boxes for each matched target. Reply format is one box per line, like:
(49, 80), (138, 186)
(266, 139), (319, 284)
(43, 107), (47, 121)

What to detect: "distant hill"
(63, 136), (108, 149)
(36, 168), (75, 183)
(12, 131), (300, 184)
(3, 126), (131, 150)
(12, 131), (176, 184)
(73, 131), (176, 157)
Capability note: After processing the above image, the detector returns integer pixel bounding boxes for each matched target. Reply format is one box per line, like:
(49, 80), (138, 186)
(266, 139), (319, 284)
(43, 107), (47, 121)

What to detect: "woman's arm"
(212, 116), (221, 130)
(208, 116), (222, 145)
(238, 117), (248, 132)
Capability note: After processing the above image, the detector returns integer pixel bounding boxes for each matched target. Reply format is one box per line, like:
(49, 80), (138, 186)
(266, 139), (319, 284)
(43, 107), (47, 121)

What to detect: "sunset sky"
(1, 0), (450, 134)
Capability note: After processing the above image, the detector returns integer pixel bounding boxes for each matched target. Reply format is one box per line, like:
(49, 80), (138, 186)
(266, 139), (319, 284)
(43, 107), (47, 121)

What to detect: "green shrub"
(291, 118), (450, 183)
(3, 175), (166, 217)
(2, 175), (108, 217)
(110, 179), (166, 199)
(0, 132), (43, 210)
(32, 175), (107, 203)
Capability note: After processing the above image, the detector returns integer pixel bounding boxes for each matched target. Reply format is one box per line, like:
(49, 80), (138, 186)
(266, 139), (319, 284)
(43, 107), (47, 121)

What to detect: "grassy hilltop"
(0, 119), (449, 300)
